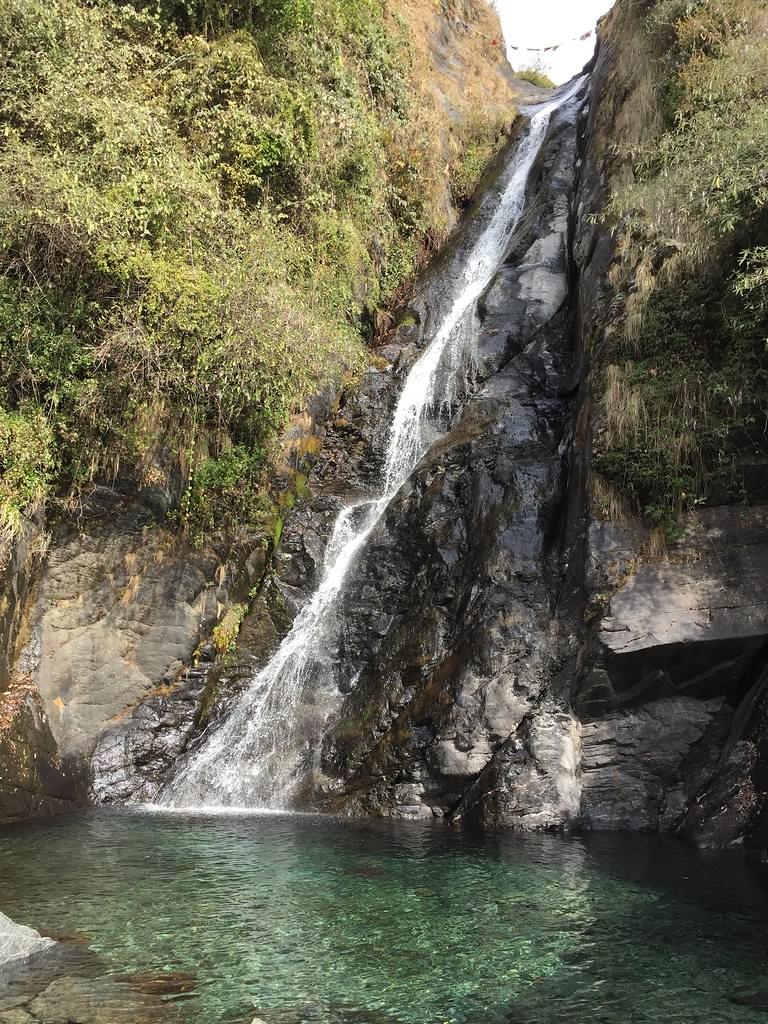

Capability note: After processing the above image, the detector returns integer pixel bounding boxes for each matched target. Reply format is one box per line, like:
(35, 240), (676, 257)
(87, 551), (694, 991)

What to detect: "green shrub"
(449, 113), (513, 206)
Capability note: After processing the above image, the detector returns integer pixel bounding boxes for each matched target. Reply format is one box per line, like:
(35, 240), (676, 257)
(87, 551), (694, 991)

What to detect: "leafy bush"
(0, 408), (54, 543)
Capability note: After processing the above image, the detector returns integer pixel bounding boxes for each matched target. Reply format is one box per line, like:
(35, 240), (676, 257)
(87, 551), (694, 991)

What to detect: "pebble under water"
(1, 811), (767, 1023)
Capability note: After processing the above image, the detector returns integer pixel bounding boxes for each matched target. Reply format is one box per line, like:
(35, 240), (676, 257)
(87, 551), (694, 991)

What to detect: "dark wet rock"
(0, 522), (80, 821)
(313, 92), (586, 824)
(0, 522), (44, 693)
(579, 698), (722, 831)
(0, 681), (82, 822)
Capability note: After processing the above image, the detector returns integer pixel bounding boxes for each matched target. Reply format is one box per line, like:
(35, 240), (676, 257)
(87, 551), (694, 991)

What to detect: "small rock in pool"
(344, 864), (385, 878)
(116, 970), (197, 996)
(731, 991), (768, 1012)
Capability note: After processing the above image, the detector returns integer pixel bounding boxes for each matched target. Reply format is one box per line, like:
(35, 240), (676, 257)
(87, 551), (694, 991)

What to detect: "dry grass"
(589, 470), (635, 526)
(603, 362), (646, 445)
(388, 0), (518, 233)
(594, 0), (665, 184)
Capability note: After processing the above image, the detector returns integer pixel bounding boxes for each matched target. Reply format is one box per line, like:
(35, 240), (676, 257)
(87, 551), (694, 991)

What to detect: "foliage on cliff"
(594, 0), (768, 524)
(0, 0), (514, 545)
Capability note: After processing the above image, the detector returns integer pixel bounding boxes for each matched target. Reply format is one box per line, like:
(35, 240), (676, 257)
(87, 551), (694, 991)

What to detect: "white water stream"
(159, 80), (585, 810)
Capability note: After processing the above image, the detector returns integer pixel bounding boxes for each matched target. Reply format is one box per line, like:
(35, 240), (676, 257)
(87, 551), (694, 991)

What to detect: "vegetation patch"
(0, 0), (512, 545)
(449, 113), (515, 207)
(593, 0), (768, 525)
(515, 67), (556, 89)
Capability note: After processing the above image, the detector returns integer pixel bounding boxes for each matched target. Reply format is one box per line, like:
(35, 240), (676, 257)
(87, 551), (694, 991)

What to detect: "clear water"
(1, 811), (767, 1023)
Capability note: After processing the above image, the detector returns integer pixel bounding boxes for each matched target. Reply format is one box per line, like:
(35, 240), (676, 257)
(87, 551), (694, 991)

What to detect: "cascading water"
(159, 78), (586, 810)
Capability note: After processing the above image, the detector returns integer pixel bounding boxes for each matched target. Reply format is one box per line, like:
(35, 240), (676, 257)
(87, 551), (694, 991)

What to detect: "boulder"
(0, 912), (54, 967)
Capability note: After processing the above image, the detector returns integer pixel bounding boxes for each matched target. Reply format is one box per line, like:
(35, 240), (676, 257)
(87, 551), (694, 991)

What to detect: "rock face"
(0, 460), (253, 817)
(574, 508), (768, 838)
(318, 96), (585, 822)
(598, 508), (768, 656)
(20, 485), (227, 762)
(0, 679), (82, 822)
(0, 525), (80, 822)
(4, 0), (768, 849)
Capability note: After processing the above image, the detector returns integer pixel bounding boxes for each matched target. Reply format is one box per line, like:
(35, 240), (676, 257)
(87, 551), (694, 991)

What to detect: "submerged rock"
(27, 974), (182, 1023)
(116, 969), (197, 996)
(37, 929), (91, 947)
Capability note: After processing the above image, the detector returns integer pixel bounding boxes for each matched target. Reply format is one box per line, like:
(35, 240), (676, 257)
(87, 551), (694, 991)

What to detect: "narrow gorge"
(50, 2), (768, 848)
(2, 0), (768, 1021)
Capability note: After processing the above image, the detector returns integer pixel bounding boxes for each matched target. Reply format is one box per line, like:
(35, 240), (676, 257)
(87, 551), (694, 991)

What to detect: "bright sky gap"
(494, 0), (616, 84)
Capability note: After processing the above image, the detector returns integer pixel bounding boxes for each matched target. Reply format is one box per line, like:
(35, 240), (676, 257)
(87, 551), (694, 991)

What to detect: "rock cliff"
(3, 0), (768, 852)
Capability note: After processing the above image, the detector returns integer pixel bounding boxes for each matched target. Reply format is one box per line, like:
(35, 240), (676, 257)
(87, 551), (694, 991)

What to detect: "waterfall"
(158, 78), (585, 811)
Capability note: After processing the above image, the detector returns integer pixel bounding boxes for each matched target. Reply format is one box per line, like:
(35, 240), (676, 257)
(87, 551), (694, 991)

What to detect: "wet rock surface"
(312, 94), (587, 823)
(0, 680), (81, 823)
(89, 660), (212, 805)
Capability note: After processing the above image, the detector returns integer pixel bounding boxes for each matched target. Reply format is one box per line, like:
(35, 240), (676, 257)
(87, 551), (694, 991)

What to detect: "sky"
(494, 1), (616, 84)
